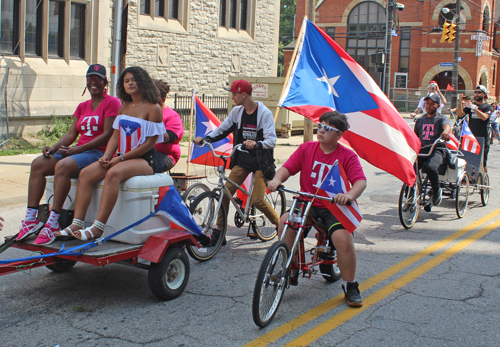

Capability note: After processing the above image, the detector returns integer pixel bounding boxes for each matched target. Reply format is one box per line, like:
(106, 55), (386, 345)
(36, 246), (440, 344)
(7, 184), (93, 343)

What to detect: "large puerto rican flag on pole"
(278, 18), (421, 186)
(317, 160), (362, 233)
(190, 96), (233, 167)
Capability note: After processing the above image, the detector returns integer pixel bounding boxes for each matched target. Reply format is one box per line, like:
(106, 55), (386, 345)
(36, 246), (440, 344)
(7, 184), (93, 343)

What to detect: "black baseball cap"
(86, 64), (107, 79)
(424, 93), (441, 104)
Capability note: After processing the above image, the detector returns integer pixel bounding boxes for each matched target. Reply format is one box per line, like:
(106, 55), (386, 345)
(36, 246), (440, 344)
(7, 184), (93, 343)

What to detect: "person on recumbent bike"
(413, 93), (451, 206)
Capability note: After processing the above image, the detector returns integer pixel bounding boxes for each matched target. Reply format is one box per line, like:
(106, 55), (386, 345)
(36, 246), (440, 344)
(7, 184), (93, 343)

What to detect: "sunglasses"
(316, 123), (340, 133)
(86, 75), (104, 83)
(474, 91), (484, 94)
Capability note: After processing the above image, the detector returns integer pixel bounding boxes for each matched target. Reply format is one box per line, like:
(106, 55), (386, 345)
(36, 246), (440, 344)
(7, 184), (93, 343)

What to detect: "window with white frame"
(218, 0), (255, 41)
(1, 0), (88, 60)
(139, 0), (187, 32)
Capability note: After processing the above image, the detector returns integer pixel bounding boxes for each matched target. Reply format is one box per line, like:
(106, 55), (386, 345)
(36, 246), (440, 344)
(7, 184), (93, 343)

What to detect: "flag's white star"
(317, 68), (340, 97)
(201, 121), (216, 135)
(125, 126), (131, 134)
(329, 176), (336, 188)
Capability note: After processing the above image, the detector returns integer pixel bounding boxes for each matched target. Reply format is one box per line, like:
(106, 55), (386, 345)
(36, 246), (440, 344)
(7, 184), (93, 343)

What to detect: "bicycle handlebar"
(418, 138), (446, 158)
(196, 140), (247, 161)
(277, 185), (351, 206)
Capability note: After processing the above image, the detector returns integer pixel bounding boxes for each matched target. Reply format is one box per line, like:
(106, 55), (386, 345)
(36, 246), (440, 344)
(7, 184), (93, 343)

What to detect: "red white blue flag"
(278, 18), (420, 186)
(156, 186), (202, 235)
(119, 118), (142, 153)
(317, 161), (362, 233)
(190, 96), (233, 167)
(460, 120), (481, 154)
(446, 133), (460, 151)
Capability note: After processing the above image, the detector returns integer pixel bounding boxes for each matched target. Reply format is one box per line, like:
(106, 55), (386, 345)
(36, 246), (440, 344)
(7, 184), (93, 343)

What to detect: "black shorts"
(152, 151), (176, 173)
(290, 206), (345, 239)
(119, 148), (157, 172)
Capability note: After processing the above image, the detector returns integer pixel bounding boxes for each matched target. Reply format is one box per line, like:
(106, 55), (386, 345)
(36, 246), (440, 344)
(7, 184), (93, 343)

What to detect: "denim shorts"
(52, 148), (104, 171)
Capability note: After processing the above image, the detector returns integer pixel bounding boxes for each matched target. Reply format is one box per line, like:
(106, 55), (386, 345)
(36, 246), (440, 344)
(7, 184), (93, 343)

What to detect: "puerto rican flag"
(460, 120), (481, 154)
(278, 18), (420, 186)
(446, 133), (460, 151)
(190, 96), (233, 167)
(118, 118), (142, 153)
(317, 160), (362, 233)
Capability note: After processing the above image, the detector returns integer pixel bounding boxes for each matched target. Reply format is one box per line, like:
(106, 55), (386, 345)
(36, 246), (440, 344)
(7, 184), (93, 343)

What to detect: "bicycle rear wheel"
(398, 181), (420, 229)
(252, 241), (289, 328)
(187, 191), (227, 262)
(182, 183), (210, 207)
(251, 190), (286, 241)
(480, 173), (490, 206)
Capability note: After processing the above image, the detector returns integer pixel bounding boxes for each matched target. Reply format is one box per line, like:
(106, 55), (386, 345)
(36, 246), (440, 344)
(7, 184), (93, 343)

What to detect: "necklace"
(132, 100), (143, 107)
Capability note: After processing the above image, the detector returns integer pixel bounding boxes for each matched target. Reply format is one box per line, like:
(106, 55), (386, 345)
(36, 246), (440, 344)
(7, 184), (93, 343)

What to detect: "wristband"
(120, 154), (125, 161)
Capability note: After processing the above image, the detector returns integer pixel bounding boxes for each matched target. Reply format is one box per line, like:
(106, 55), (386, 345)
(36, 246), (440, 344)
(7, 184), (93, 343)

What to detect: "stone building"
(0, 0), (280, 135)
(285, 0), (500, 103)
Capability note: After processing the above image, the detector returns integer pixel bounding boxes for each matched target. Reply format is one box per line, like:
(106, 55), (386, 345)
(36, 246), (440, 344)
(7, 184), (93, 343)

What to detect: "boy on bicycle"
(268, 111), (367, 307)
(194, 79), (280, 243)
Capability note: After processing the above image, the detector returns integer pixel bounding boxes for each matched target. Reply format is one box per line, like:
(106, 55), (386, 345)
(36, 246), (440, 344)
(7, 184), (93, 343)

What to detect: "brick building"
(285, 0), (500, 103)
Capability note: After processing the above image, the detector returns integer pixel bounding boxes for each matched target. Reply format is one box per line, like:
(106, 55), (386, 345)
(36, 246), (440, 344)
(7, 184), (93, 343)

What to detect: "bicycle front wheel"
(187, 191), (227, 262)
(252, 241), (289, 328)
(455, 173), (469, 218)
(251, 190), (286, 242)
(398, 181), (420, 229)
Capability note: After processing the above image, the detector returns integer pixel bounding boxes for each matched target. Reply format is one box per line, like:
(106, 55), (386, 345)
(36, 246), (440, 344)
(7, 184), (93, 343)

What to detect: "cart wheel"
(455, 173), (470, 218)
(148, 247), (190, 301)
(398, 182), (420, 229)
(251, 190), (286, 241)
(182, 183), (210, 208)
(46, 260), (77, 273)
(252, 241), (289, 328)
(319, 263), (341, 282)
(480, 172), (490, 206)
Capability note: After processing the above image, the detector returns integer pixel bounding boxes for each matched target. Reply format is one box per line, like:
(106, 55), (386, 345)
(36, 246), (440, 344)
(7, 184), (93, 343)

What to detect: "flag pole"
(186, 89), (195, 176)
(274, 17), (308, 123)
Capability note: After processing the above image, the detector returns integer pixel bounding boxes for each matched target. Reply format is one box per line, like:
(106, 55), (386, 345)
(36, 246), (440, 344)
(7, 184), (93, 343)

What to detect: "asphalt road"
(1, 131), (500, 346)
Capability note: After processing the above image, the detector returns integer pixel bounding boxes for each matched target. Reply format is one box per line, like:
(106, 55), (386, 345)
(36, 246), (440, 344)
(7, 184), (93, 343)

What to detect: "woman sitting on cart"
(151, 79), (184, 172)
(17, 64), (121, 245)
(59, 66), (165, 241)
(268, 111), (367, 308)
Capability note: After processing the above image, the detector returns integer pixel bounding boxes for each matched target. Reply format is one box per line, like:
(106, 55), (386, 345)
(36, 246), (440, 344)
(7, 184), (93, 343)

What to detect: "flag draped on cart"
(278, 18), (420, 186)
(460, 120), (481, 154)
(190, 96), (233, 167)
(316, 161), (363, 233)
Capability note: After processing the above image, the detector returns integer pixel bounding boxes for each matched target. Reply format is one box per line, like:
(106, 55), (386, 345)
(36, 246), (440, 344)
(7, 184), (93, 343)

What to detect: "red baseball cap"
(224, 79), (252, 93)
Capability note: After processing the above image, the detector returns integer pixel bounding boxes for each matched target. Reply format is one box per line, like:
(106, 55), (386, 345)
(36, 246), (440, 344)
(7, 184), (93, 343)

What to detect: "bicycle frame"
(278, 187), (336, 278)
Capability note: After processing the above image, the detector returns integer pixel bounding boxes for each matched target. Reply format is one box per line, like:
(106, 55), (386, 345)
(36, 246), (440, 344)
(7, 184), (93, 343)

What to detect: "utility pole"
(384, 0), (394, 98)
(303, 0), (315, 143)
(451, 0), (461, 109)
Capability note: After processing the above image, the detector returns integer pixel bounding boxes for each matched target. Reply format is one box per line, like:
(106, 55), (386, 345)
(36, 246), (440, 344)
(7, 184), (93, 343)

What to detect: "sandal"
(55, 219), (84, 239)
(75, 220), (105, 241)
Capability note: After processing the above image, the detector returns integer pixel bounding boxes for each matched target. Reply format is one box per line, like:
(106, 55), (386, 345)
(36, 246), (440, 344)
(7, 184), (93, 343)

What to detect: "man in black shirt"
(414, 93), (451, 206)
(457, 85), (493, 172)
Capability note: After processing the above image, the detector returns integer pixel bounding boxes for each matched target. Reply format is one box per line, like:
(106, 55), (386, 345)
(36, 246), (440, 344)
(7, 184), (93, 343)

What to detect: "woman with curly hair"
(152, 79), (184, 172)
(60, 66), (165, 241)
(17, 64), (120, 245)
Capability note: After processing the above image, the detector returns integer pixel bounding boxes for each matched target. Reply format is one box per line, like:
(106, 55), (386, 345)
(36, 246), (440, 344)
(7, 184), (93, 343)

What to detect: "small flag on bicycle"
(460, 120), (481, 154)
(190, 96), (233, 167)
(317, 161), (363, 233)
(446, 133), (460, 151)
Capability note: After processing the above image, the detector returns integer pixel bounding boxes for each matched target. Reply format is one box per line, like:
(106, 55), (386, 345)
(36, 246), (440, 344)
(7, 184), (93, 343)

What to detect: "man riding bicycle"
(194, 79), (280, 243)
(414, 93), (451, 206)
(268, 111), (367, 307)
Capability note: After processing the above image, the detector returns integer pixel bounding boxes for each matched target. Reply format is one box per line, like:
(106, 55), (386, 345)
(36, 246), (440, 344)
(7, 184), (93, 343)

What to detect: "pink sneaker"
(17, 219), (44, 240)
(33, 223), (60, 245)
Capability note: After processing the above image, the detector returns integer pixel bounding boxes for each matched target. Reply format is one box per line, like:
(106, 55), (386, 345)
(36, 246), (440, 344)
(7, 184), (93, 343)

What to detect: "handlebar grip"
(241, 143), (247, 151)
(330, 197), (351, 206)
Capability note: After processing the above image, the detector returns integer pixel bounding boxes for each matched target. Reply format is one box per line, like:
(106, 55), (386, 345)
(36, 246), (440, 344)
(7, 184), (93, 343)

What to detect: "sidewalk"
(0, 136), (304, 208)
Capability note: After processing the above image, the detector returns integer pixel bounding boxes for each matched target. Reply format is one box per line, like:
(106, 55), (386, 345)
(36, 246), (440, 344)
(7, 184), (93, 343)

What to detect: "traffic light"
(448, 23), (457, 42)
(441, 22), (451, 42)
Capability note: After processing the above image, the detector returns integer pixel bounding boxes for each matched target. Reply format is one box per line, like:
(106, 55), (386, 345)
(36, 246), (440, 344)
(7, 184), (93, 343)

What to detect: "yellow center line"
(244, 208), (500, 347)
(286, 216), (500, 346)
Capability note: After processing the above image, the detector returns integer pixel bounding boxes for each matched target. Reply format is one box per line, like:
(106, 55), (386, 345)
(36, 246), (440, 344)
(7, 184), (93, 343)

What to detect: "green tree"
(278, 0), (296, 77)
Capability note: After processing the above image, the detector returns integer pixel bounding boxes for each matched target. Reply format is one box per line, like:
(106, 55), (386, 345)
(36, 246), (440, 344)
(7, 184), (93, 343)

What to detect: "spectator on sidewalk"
(411, 81), (447, 119)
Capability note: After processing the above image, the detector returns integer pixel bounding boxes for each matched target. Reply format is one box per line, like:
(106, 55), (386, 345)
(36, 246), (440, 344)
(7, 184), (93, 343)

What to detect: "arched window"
(480, 72), (488, 89)
(346, 1), (385, 73)
(482, 6), (490, 33)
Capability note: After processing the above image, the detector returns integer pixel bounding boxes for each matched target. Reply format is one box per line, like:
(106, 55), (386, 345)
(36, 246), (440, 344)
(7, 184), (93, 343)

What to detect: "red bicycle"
(252, 186), (341, 327)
